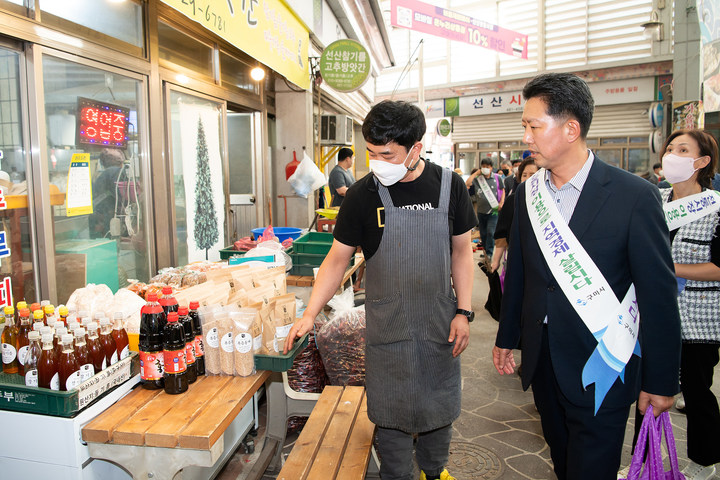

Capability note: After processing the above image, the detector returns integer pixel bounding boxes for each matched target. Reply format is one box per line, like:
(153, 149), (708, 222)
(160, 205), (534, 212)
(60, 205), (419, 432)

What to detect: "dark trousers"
(532, 327), (630, 480)
(376, 424), (452, 480)
(632, 342), (719, 467)
(477, 212), (498, 259)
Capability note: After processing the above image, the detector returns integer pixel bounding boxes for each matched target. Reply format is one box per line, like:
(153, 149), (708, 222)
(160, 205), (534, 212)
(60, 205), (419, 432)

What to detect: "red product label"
(163, 348), (186, 374)
(195, 335), (205, 357)
(140, 350), (164, 380)
(185, 342), (195, 364)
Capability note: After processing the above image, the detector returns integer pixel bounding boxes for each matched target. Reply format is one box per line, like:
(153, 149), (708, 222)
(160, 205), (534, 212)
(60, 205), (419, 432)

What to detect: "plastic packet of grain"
(230, 310), (256, 376)
(260, 301), (276, 354)
(252, 266), (287, 296)
(246, 283), (277, 307)
(199, 309), (221, 375)
(217, 313), (234, 375)
(242, 302), (265, 354)
(272, 293), (296, 352)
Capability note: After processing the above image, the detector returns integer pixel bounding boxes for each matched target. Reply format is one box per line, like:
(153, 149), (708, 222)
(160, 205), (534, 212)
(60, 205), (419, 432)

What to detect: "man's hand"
(492, 346), (516, 375)
(449, 315), (470, 357)
(637, 390), (675, 417)
(283, 315), (314, 354)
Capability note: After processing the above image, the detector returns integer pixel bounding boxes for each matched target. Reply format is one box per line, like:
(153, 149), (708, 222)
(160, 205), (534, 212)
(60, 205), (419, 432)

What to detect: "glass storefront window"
(0, 47), (37, 302)
(42, 55), (150, 303)
(628, 148), (651, 175)
(158, 22), (213, 78)
(168, 90), (226, 265)
(40, 0), (144, 49)
(598, 148), (622, 168)
(220, 52), (259, 95)
(458, 152), (476, 176)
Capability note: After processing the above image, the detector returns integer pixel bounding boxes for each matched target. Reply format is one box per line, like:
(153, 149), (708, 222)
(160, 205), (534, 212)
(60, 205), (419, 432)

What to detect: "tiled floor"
(216, 249), (720, 479)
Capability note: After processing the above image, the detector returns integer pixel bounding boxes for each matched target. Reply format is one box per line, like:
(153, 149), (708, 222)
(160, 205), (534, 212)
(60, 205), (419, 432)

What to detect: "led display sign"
(77, 97), (129, 148)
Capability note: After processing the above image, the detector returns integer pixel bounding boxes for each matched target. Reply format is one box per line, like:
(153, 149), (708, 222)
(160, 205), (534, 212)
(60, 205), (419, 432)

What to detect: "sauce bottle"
(58, 333), (82, 391)
(178, 307), (196, 384)
(29, 303), (41, 318)
(53, 326), (68, 363)
(16, 309), (33, 376)
(38, 333), (59, 390)
(58, 306), (69, 326)
(189, 301), (205, 376)
(86, 322), (105, 372)
(24, 331), (42, 387)
(112, 312), (130, 361)
(163, 312), (188, 394)
(98, 318), (118, 366)
(15, 301), (28, 328)
(139, 293), (164, 389)
(32, 321), (44, 332)
(2, 306), (19, 374)
(159, 286), (178, 318)
(74, 328), (94, 381)
(44, 305), (56, 325)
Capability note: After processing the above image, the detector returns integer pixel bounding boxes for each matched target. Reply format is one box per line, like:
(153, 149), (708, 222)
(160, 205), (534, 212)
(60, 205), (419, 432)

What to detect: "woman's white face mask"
(369, 147), (416, 186)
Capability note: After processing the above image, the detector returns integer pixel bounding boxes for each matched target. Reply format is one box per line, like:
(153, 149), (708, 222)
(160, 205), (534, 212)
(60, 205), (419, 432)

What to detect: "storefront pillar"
(273, 82), (316, 229)
(672, 0), (703, 102)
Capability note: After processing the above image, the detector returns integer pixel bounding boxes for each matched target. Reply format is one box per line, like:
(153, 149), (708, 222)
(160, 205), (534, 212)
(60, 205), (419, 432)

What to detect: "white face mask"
(513, 167), (519, 176)
(662, 153), (699, 184)
(369, 147), (416, 186)
(481, 167), (492, 176)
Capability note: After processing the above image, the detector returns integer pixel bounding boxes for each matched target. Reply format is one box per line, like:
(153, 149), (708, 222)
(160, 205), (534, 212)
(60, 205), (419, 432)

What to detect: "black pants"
(632, 342), (720, 467)
(532, 327), (630, 480)
(376, 424), (452, 480)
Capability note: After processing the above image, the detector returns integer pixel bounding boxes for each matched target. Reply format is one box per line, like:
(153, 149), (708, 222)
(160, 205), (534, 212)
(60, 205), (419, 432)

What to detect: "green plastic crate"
(289, 263), (318, 276)
(292, 232), (334, 254)
(289, 251), (327, 267)
(254, 333), (309, 372)
(219, 247), (246, 261)
(0, 352), (139, 417)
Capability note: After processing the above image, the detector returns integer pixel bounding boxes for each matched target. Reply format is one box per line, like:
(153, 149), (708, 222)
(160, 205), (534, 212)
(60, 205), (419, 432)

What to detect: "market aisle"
(218, 249), (718, 480)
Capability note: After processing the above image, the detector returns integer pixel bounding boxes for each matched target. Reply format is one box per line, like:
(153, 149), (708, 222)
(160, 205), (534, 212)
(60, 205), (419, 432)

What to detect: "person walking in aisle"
(328, 147), (356, 207)
(285, 100), (477, 480)
(631, 129), (720, 480)
(492, 72), (682, 480)
(466, 158), (504, 260)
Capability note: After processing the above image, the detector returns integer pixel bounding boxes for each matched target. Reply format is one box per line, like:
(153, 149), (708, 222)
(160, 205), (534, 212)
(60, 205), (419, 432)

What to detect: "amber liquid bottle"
(53, 326), (68, 363)
(74, 328), (94, 381)
(15, 309), (33, 376)
(58, 333), (81, 392)
(159, 286), (178, 319)
(189, 301), (205, 376)
(99, 318), (118, 366)
(38, 333), (59, 390)
(58, 306), (69, 326)
(178, 306), (196, 384)
(2, 306), (18, 374)
(163, 312), (188, 394)
(86, 322), (106, 372)
(112, 313), (130, 361)
(140, 294), (165, 389)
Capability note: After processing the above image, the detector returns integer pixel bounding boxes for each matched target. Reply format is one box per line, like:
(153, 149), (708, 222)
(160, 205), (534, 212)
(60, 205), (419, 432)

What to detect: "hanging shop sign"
(66, 154), (94, 217)
(320, 39), (371, 93)
(672, 101), (704, 131)
(390, 0), (528, 59)
(161, 0), (310, 90)
(77, 98), (129, 148)
(437, 119), (451, 136)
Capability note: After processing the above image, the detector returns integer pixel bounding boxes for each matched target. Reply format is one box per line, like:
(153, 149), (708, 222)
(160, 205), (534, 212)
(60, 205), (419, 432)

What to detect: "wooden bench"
(82, 371), (270, 480)
(278, 385), (378, 480)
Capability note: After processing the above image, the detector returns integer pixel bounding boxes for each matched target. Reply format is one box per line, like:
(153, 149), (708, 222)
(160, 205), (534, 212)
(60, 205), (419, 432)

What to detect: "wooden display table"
(82, 372), (269, 480)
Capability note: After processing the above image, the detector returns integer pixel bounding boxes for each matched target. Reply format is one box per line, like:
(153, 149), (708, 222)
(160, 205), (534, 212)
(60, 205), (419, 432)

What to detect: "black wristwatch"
(456, 309), (475, 322)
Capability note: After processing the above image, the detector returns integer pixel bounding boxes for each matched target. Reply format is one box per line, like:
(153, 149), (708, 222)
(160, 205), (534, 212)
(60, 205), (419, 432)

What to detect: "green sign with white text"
(320, 39), (371, 93)
(437, 119), (451, 136)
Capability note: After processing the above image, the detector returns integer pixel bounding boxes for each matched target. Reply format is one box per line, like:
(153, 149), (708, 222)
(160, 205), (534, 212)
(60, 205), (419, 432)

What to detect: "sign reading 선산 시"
(160, 0), (310, 90)
(320, 39), (371, 93)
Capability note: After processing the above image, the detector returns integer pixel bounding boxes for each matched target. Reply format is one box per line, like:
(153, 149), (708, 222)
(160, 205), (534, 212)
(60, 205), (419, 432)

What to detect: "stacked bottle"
(24, 331), (42, 386)
(139, 294), (165, 389)
(58, 333), (81, 391)
(189, 302), (205, 376)
(38, 333), (59, 390)
(2, 306), (18, 374)
(178, 307), (196, 384)
(86, 322), (106, 373)
(75, 328), (94, 381)
(163, 312), (188, 394)
(112, 313), (130, 361)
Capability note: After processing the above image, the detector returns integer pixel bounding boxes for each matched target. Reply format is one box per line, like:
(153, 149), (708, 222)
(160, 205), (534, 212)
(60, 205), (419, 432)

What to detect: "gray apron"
(365, 167), (461, 433)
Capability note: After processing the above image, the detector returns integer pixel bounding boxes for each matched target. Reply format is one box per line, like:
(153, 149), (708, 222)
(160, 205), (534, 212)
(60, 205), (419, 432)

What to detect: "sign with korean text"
(0, 277), (12, 310)
(437, 119), (451, 136)
(320, 39), (371, 92)
(459, 91), (525, 116)
(0, 187), (6, 210)
(160, 0), (310, 90)
(66, 154), (93, 217)
(77, 98), (129, 148)
(390, 0), (528, 59)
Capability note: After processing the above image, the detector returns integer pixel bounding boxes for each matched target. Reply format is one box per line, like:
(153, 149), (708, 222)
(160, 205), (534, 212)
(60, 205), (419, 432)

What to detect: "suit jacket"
(496, 157), (681, 408)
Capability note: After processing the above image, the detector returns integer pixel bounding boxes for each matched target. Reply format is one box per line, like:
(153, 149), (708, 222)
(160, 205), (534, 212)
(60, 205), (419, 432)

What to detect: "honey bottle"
(99, 318), (118, 366)
(1, 306), (18, 374)
(15, 308), (33, 376)
(86, 322), (106, 372)
(74, 328), (94, 381)
(38, 333), (59, 390)
(112, 312), (130, 361)
(58, 333), (81, 391)
(58, 306), (69, 326)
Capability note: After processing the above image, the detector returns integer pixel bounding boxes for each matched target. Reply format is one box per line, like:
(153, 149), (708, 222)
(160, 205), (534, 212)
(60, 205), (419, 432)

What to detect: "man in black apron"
(285, 100), (477, 480)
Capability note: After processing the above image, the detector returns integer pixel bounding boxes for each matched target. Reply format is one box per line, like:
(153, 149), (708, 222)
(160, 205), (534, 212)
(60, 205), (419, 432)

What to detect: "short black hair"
(653, 162), (662, 170)
(338, 147), (354, 162)
(362, 100), (426, 151)
(522, 73), (594, 139)
(511, 159), (522, 166)
(481, 158), (493, 166)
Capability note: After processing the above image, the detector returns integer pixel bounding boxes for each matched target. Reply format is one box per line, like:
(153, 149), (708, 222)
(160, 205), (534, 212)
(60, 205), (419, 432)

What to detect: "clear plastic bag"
(316, 288), (366, 386)
(287, 152), (327, 198)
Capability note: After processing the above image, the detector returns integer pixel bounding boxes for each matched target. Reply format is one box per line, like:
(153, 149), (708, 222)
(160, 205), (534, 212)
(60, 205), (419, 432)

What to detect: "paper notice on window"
(66, 153), (93, 217)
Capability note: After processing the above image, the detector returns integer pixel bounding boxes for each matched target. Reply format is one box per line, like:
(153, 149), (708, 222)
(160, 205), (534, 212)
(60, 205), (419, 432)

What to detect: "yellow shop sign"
(161, 0), (310, 90)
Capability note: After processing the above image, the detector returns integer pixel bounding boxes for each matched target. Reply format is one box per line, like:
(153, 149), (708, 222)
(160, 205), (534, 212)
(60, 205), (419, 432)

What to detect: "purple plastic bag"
(621, 405), (685, 480)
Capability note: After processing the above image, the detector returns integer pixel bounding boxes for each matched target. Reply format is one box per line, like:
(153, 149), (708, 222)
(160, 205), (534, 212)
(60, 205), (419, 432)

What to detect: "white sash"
(526, 169), (640, 412)
(663, 190), (720, 231)
(477, 175), (500, 209)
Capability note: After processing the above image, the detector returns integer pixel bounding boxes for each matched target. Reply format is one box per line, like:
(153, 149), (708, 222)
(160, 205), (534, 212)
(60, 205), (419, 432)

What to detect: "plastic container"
(292, 232), (334, 254)
(219, 247), (246, 261)
(253, 333), (309, 372)
(251, 227), (303, 243)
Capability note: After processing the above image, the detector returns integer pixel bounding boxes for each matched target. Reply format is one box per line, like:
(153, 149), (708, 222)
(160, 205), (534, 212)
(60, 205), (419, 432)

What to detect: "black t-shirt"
(333, 160), (478, 260)
(494, 192), (516, 241)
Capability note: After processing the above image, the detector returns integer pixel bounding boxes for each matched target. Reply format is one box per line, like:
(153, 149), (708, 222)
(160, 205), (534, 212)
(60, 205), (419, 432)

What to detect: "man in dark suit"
(492, 73), (681, 480)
